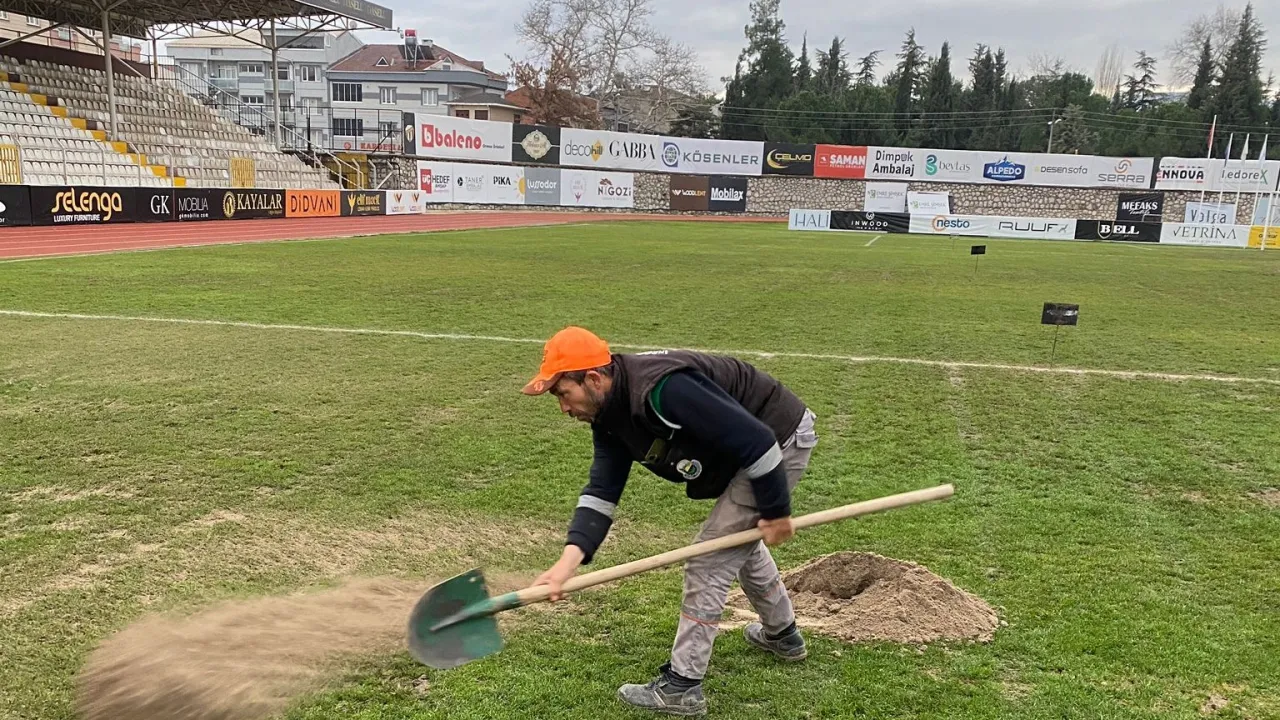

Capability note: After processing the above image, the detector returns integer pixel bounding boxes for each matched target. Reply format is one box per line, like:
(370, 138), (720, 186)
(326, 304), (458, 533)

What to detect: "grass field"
(2, 222), (1279, 720)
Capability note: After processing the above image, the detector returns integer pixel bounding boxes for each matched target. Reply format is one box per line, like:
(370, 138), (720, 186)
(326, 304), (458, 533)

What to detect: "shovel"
(407, 483), (954, 669)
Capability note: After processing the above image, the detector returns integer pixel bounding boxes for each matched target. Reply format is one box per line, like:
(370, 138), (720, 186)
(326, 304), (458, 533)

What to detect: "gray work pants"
(669, 409), (818, 680)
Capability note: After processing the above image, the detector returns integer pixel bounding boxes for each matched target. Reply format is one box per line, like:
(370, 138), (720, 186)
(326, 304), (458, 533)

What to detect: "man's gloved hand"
(757, 516), (795, 546)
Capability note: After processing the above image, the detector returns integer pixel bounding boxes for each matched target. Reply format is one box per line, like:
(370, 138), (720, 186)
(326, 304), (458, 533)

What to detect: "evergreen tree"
(794, 34), (812, 92)
(1122, 51), (1159, 110)
(914, 42), (956, 147)
(1051, 104), (1097, 154)
(1211, 2), (1268, 128)
(893, 28), (925, 136)
(813, 37), (851, 95)
(1187, 38), (1216, 111)
(669, 97), (721, 138)
(720, 0), (795, 139)
(854, 50), (881, 86)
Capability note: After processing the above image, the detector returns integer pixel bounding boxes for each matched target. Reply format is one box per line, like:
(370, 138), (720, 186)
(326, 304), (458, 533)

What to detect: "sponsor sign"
(523, 167), (561, 206)
(220, 189), (286, 220)
(866, 148), (916, 179)
(1074, 219), (1162, 243)
(1042, 303), (1080, 326)
(1116, 192), (1164, 222)
(919, 150), (975, 182)
(561, 128), (665, 172)
(386, 189), (427, 215)
(830, 210), (911, 233)
(486, 166), (526, 205)
(1155, 157), (1280, 192)
(909, 214), (1078, 240)
(762, 143), (816, 176)
(1184, 201), (1237, 225)
(659, 137), (763, 176)
(340, 190), (386, 216)
(1160, 223), (1250, 247)
(982, 155), (1026, 182)
(135, 190), (173, 222)
(512, 124), (560, 165)
(31, 186), (136, 225)
(788, 209), (831, 231)
(174, 188), (219, 221)
(452, 165), (492, 204)
(286, 189), (340, 218)
(906, 191), (950, 214)
(1248, 226), (1280, 249)
(590, 172), (635, 209)
(814, 145), (867, 179)
(0, 185), (32, 226)
(708, 176), (748, 212)
(864, 182), (908, 213)
(406, 112), (512, 162)
(669, 175), (710, 211)
(417, 161), (455, 202)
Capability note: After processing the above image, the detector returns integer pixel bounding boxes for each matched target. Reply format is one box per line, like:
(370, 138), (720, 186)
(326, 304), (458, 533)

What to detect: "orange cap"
(522, 326), (613, 395)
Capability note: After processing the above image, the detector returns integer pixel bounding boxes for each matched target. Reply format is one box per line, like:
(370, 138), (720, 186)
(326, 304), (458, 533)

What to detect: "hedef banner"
(788, 209), (831, 231)
(417, 161), (454, 202)
(864, 182), (907, 212)
(909, 214), (1078, 240)
(1160, 223), (1250, 247)
(404, 112), (512, 162)
(1155, 157), (1280, 192)
(906, 191), (950, 214)
(1116, 192), (1164, 221)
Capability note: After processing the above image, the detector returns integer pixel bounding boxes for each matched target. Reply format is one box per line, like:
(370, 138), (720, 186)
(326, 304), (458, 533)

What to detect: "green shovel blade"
(407, 569), (506, 669)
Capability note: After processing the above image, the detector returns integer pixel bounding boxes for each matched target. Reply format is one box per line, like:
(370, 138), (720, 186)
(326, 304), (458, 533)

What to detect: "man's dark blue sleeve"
(565, 425), (632, 563)
(655, 371), (792, 519)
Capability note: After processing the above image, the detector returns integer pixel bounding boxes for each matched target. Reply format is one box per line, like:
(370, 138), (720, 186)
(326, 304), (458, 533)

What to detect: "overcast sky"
(360, 0), (1280, 93)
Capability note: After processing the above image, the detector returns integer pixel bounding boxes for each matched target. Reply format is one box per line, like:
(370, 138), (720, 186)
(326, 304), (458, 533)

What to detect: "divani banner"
(286, 189), (341, 218)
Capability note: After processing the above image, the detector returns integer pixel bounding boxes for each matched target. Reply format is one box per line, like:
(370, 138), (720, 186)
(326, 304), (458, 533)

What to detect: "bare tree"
(1166, 3), (1240, 87)
(1093, 43), (1125, 99)
(1027, 52), (1067, 78)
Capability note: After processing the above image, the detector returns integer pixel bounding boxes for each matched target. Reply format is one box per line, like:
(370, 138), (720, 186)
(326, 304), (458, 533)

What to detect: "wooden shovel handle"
(514, 483), (954, 606)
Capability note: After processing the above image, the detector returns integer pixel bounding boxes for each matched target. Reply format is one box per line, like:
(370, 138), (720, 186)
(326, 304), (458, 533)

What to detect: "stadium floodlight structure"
(0, 0), (393, 148)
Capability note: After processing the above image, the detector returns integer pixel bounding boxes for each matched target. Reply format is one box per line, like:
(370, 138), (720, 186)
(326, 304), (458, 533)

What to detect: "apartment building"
(0, 12), (142, 61)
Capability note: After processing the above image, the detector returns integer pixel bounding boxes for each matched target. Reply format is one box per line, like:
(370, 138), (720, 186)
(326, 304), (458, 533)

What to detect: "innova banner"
(417, 161), (454, 202)
(405, 112), (512, 163)
(30, 186), (136, 225)
(1160, 223), (1250, 247)
(909, 214), (1078, 240)
(762, 143), (816, 175)
(1155, 157), (1280, 192)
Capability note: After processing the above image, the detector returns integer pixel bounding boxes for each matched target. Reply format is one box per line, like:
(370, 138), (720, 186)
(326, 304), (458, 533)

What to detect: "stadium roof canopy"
(0, 0), (394, 39)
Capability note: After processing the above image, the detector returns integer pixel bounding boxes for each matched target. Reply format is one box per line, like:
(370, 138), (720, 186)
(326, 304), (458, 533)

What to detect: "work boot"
(616, 664), (708, 716)
(744, 622), (807, 661)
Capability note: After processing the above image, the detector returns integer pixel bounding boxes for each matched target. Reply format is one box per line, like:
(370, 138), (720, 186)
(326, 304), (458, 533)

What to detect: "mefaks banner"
(1116, 192), (1164, 221)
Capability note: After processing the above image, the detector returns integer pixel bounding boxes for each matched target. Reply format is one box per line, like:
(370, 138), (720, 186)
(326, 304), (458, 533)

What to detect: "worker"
(524, 326), (818, 716)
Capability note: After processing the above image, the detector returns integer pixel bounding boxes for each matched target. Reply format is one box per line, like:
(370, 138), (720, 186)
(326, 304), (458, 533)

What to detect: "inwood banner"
(1155, 157), (1280, 192)
(908, 214), (1079, 240)
(830, 210), (911, 233)
(866, 147), (1154, 189)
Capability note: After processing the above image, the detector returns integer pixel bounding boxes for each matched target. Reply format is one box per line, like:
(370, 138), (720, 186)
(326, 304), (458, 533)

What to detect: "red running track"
(0, 211), (783, 260)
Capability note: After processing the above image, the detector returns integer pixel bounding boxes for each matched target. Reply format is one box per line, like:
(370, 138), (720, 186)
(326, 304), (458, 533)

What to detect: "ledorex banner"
(1155, 157), (1280, 192)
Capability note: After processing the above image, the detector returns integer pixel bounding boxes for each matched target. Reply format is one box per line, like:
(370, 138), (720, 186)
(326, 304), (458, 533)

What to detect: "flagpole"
(1233, 133), (1254, 218)
(1263, 141), (1276, 253)
(1199, 114), (1217, 208)
(1216, 132), (1235, 213)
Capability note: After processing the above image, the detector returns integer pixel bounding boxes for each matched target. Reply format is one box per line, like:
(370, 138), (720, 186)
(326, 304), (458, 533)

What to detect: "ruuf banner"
(1116, 192), (1164, 222)
(30, 186), (136, 225)
(1074, 220), (1162, 242)
(762, 143), (816, 176)
(830, 211), (911, 233)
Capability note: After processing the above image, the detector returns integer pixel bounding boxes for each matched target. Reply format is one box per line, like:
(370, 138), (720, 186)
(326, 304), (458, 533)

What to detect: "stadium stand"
(0, 55), (336, 188)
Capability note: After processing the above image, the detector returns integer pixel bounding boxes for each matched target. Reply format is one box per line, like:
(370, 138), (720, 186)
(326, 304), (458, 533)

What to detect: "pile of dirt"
(727, 552), (999, 645)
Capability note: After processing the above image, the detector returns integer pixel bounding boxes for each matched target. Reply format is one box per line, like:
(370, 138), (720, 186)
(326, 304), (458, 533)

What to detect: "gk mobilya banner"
(865, 147), (1154, 189)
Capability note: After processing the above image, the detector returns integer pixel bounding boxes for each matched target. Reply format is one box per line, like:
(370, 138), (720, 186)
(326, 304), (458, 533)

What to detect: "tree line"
(671, 0), (1279, 159)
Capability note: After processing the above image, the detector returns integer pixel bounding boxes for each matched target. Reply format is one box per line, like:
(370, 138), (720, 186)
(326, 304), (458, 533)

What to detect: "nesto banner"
(405, 112), (512, 163)
(909, 214), (1078, 240)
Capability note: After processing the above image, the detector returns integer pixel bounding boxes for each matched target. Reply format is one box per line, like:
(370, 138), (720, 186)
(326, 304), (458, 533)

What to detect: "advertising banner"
(869, 147), (1154, 188)
(788, 209), (831, 231)
(909, 214), (1077, 240)
(658, 137), (763, 176)
(1160, 223), (1250, 247)
(30, 186), (136, 225)
(523, 167), (561, 206)
(866, 148), (918, 181)
(486, 166), (526, 205)
(708, 176), (748, 212)
(135, 189), (173, 222)
(0, 185), (32, 226)
(561, 128), (665, 172)
(864, 182), (908, 212)
(669, 175), (710, 211)
(340, 190), (386, 216)
(220, 189), (286, 220)
(814, 145), (867, 179)
(417, 161), (455, 202)
(1155, 157), (1280, 192)
(1116, 192), (1164, 221)
(286, 189), (341, 218)
(174, 188), (219, 221)
(512, 124), (560, 165)
(451, 164), (493, 204)
(404, 112), (512, 162)
(589, 171), (635, 208)
(762, 143), (816, 176)
(386, 189), (427, 215)
(1184, 201), (1237, 225)
(1248, 226), (1280, 248)
(1074, 220), (1162, 242)
(830, 210), (911, 233)
(906, 191), (950, 214)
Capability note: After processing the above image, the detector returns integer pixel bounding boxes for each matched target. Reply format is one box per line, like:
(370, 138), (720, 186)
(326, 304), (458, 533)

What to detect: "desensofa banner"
(1154, 157), (1280, 192)
(864, 147), (1155, 189)
(0, 184), (32, 226)
(415, 160), (634, 209)
(30, 185), (136, 225)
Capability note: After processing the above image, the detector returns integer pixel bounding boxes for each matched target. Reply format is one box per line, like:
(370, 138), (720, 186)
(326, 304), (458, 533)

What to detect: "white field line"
(3, 309), (1278, 387)
(865, 235), (883, 246)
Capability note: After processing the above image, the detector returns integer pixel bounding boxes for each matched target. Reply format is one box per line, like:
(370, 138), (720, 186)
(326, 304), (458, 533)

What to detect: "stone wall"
(379, 156), (1264, 222)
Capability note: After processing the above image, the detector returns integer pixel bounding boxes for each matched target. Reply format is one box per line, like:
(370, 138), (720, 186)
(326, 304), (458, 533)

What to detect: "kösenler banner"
(866, 147), (1154, 189)
(561, 127), (764, 176)
(1155, 157), (1280, 192)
